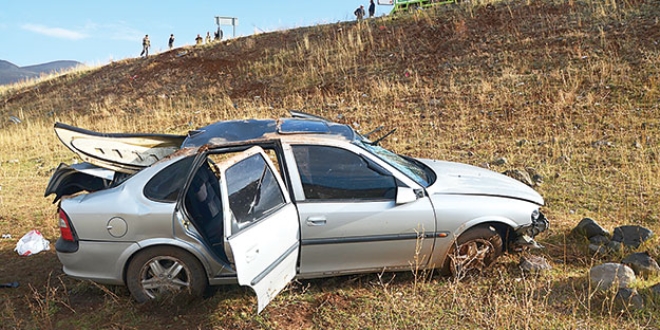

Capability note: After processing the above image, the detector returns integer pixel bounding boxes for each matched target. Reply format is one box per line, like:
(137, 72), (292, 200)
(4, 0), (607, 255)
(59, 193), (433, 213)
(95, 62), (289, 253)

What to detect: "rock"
(588, 243), (608, 255)
(492, 157), (507, 166)
(614, 288), (644, 311)
(525, 167), (543, 185)
(607, 240), (623, 253)
(589, 263), (636, 291)
(611, 225), (653, 248)
(651, 283), (660, 295)
(572, 218), (610, 239)
(519, 255), (552, 273)
(621, 252), (660, 279)
(503, 169), (533, 186)
(588, 235), (611, 245)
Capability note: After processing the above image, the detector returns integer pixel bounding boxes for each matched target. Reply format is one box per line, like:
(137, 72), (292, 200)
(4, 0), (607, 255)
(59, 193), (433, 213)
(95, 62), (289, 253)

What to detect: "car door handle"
(306, 216), (327, 226)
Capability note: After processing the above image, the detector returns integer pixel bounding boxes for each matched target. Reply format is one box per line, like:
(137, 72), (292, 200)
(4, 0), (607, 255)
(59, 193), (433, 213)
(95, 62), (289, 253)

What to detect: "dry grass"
(1, 0), (660, 328)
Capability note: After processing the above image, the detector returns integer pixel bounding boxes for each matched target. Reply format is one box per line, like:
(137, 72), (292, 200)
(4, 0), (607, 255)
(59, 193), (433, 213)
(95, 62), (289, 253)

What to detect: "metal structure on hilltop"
(215, 16), (238, 38)
(378, 0), (456, 14)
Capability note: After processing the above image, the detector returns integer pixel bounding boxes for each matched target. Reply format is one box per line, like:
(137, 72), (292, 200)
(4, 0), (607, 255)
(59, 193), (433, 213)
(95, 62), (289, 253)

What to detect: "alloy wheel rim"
(139, 256), (191, 299)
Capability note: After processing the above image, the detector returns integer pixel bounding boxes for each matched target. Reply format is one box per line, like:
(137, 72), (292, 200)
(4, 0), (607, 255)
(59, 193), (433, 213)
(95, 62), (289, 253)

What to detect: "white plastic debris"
(14, 230), (50, 256)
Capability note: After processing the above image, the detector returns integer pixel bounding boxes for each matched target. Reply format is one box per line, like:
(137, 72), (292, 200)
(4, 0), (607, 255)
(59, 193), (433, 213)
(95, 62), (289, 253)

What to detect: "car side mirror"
(395, 187), (418, 205)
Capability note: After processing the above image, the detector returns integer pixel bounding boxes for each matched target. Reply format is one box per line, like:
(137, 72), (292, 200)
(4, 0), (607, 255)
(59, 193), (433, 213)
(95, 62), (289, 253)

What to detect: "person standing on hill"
(206, 31), (212, 43)
(354, 5), (365, 21)
(168, 34), (175, 50)
(369, 0), (376, 18)
(140, 35), (150, 57)
(195, 34), (203, 45)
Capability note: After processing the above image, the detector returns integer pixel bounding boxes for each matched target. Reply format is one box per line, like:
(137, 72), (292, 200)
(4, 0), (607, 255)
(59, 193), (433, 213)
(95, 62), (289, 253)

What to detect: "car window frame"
(289, 144), (399, 202)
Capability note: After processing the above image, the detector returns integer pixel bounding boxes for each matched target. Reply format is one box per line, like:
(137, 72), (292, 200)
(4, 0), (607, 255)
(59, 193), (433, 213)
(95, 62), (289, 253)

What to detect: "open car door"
(217, 146), (300, 313)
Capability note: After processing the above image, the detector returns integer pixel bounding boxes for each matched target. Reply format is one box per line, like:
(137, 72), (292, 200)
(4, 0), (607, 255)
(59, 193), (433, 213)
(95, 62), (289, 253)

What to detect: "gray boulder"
(572, 218), (610, 239)
(589, 263), (636, 291)
(611, 225), (653, 248)
(621, 252), (660, 279)
(614, 288), (644, 311)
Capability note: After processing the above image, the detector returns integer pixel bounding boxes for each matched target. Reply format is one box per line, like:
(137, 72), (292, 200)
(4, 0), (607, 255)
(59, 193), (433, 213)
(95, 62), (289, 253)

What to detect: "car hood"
(419, 159), (544, 205)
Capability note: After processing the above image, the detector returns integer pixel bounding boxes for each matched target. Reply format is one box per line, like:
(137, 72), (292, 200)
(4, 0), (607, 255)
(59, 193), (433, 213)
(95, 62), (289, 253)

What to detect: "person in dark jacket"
(369, 0), (376, 18)
(168, 34), (175, 50)
(354, 5), (365, 21)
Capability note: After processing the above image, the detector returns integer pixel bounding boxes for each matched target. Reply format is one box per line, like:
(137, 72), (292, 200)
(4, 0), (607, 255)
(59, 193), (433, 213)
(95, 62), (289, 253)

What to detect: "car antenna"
(371, 128), (397, 146)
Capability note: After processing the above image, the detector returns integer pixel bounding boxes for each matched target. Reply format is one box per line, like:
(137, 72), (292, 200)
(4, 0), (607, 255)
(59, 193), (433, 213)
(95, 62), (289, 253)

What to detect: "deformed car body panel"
(44, 162), (115, 203)
(54, 122), (185, 173)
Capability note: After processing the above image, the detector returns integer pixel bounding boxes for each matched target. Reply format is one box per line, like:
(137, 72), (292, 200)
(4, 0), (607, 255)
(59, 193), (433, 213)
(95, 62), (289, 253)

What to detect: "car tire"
(126, 246), (208, 303)
(445, 225), (503, 278)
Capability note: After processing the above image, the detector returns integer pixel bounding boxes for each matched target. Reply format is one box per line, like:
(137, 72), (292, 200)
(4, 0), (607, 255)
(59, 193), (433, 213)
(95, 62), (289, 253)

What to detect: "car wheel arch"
(437, 220), (515, 275)
(122, 242), (212, 285)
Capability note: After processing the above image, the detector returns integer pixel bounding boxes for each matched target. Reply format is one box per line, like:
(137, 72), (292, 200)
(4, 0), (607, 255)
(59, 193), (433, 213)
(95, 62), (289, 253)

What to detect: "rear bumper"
(56, 240), (137, 285)
(55, 237), (79, 253)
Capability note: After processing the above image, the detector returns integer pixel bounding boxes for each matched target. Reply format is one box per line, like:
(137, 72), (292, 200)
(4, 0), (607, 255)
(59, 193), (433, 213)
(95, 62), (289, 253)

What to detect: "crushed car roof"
(182, 118), (356, 148)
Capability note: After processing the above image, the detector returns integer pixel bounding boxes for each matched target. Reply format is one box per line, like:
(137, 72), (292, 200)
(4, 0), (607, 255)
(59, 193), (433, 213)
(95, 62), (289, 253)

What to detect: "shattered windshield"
(356, 141), (435, 187)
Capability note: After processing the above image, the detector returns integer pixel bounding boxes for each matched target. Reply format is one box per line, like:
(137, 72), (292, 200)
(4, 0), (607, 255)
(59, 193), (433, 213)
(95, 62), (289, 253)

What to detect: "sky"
(0, 0), (391, 67)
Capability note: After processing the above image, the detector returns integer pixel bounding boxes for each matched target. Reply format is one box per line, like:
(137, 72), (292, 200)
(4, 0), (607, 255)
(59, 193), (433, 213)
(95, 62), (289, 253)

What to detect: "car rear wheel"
(126, 246), (208, 303)
(446, 225), (503, 278)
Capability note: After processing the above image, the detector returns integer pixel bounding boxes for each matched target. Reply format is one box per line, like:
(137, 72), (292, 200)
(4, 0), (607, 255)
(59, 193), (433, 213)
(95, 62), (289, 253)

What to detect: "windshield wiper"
(363, 126), (384, 138)
(371, 128), (397, 146)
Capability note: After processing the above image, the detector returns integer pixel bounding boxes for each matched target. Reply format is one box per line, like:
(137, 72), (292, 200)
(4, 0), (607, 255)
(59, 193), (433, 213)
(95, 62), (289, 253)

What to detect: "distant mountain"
(0, 60), (82, 85)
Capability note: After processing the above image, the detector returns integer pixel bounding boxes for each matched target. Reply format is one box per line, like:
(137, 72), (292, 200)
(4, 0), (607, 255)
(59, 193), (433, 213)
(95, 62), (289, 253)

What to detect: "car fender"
(428, 216), (518, 269)
(120, 238), (215, 283)
(452, 215), (518, 240)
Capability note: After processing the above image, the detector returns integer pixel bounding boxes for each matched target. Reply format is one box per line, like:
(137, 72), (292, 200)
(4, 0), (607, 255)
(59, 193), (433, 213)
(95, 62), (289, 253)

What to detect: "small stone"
(492, 157), (507, 166)
(503, 169), (533, 186)
(519, 255), (552, 273)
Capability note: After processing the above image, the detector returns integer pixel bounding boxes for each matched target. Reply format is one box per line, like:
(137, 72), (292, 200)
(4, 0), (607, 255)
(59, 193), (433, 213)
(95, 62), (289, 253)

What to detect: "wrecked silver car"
(45, 111), (548, 312)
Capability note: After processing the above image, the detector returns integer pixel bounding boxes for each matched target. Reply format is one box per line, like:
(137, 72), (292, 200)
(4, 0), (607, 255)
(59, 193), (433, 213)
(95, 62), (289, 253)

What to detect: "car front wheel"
(446, 225), (503, 278)
(126, 246), (208, 303)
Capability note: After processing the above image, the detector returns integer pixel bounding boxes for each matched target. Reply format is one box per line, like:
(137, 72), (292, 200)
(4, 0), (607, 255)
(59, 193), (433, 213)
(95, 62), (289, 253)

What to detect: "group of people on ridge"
(355, 0), (376, 21)
(140, 28), (223, 58)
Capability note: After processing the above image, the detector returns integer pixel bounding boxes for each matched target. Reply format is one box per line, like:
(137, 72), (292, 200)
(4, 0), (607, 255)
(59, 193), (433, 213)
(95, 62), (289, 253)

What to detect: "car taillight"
(58, 209), (75, 241)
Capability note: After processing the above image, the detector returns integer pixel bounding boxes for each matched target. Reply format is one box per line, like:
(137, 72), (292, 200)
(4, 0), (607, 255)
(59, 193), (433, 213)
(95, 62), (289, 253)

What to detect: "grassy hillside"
(1, 0), (659, 328)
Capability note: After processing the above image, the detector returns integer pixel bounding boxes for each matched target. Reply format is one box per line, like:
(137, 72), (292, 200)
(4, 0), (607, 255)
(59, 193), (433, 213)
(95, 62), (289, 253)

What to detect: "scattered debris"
(14, 230), (50, 256)
(0, 282), (19, 289)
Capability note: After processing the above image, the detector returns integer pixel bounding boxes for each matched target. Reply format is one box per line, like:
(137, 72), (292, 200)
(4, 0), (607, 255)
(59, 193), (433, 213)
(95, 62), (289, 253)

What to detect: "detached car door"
(217, 146), (300, 313)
